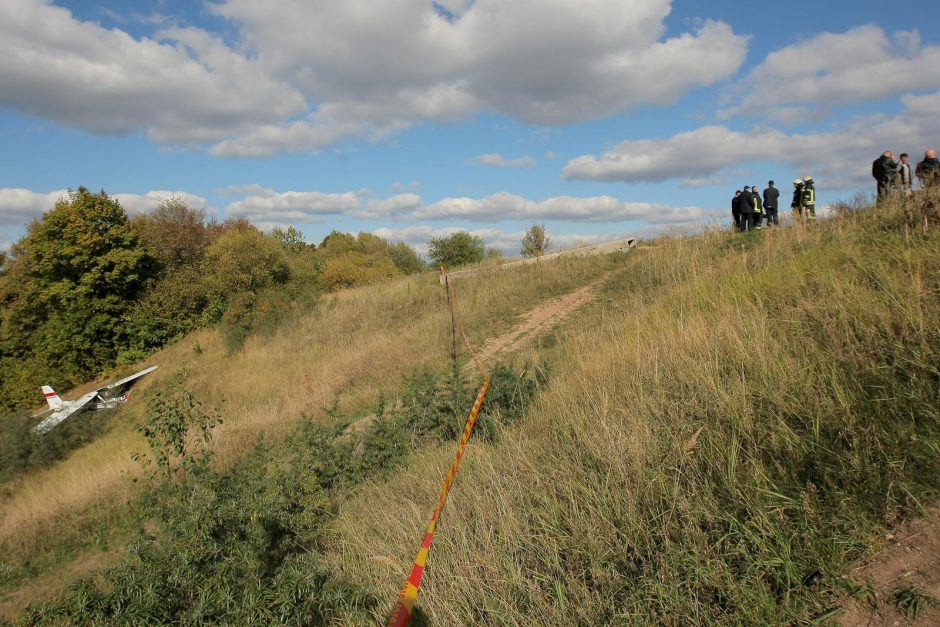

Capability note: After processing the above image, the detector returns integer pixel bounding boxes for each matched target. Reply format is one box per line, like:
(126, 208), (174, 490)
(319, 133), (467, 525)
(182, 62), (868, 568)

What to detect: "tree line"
(0, 188), (429, 412)
(0, 188), (552, 413)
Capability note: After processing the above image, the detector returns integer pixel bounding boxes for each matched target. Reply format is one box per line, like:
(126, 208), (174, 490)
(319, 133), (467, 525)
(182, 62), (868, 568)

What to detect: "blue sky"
(2, 0), (940, 255)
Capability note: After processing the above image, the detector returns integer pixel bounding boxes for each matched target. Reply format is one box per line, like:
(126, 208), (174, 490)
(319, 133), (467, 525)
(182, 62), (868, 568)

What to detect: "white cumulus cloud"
(564, 89), (940, 189)
(0, 188), (209, 226)
(0, 0), (306, 147)
(719, 26), (940, 121)
(0, 0), (748, 155)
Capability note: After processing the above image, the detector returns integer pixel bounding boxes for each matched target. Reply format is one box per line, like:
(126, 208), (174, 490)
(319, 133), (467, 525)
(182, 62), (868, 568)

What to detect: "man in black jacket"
(763, 180), (780, 227)
(873, 151), (897, 198)
(739, 186), (754, 231)
(916, 150), (940, 189)
(731, 190), (742, 231)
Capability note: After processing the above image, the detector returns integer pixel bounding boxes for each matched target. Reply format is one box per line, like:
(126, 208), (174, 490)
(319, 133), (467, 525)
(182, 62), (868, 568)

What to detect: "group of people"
(872, 149), (940, 197)
(731, 177), (816, 232)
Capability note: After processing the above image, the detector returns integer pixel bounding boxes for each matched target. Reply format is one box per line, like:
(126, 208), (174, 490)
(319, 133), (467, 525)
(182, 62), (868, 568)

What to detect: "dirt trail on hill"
(839, 508), (940, 625)
(468, 274), (607, 369)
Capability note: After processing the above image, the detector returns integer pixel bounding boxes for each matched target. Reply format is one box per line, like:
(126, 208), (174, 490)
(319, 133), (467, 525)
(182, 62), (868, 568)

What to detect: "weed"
(889, 585), (938, 619)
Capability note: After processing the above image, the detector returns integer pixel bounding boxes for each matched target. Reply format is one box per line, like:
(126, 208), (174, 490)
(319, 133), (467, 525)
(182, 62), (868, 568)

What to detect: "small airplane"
(31, 366), (158, 433)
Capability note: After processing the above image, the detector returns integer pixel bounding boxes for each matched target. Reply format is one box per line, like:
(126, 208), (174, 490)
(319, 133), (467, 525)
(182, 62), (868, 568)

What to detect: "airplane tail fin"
(41, 385), (63, 410)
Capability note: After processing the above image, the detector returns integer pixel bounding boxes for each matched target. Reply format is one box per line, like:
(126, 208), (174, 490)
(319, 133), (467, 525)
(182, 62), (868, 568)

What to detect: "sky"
(2, 0), (940, 256)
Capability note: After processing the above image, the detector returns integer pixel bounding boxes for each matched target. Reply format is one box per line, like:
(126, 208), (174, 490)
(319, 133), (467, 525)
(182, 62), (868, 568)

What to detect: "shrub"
(318, 251), (401, 292)
(427, 231), (485, 268)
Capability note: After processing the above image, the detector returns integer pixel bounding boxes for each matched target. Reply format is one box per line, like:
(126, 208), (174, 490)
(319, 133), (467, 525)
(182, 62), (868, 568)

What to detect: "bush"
(0, 407), (114, 484)
(318, 251), (401, 292)
(20, 363), (541, 623)
(204, 229), (291, 310)
(428, 231), (485, 269)
(388, 241), (427, 275)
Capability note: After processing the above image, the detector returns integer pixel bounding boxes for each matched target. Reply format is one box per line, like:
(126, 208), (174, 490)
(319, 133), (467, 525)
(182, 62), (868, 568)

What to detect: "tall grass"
(0, 254), (608, 587)
(329, 193), (940, 624)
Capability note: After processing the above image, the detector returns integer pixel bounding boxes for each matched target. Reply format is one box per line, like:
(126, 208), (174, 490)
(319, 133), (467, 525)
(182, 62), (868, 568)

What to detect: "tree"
(131, 198), (209, 271)
(203, 229), (291, 307)
(270, 226), (307, 253)
(388, 241), (426, 275)
(0, 188), (158, 402)
(521, 224), (551, 258)
(427, 231), (485, 269)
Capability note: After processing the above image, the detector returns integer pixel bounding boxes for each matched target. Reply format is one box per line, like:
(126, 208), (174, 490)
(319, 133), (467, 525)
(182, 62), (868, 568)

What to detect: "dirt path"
(468, 275), (607, 369)
(839, 508), (940, 625)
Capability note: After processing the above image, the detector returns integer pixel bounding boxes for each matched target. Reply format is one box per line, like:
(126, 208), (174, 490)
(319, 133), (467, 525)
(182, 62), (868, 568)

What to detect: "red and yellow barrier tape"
(387, 378), (489, 627)
(387, 265), (489, 627)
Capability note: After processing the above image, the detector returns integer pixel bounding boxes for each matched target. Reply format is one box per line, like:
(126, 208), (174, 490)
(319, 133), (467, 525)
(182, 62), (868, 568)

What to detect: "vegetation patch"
(16, 362), (543, 624)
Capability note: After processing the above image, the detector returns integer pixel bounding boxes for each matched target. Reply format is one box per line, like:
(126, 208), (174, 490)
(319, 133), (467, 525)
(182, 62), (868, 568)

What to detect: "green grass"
(329, 192), (940, 624)
(3, 192), (940, 624)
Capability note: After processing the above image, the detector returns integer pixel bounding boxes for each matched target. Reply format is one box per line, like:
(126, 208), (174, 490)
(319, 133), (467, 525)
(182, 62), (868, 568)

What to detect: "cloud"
(217, 186), (707, 226)
(391, 181), (421, 191)
(414, 193), (703, 223)
(0, 0), (749, 155)
(0, 0), (306, 147)
(112, 191), (211, 216)
(564, 89), (940, 189)
(0, 188), (70, 226)
(0, 188), (211, 227)
(679, 176), (724, 188)
(225, 189), (363, 224)
(719, 26), (940, 120)
(361, 193), (424, 219)
(475, 153), (536, 168)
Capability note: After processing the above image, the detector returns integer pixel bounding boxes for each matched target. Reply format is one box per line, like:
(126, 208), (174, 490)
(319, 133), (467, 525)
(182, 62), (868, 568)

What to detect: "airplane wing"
(102, 366), (158, 391)
(32, 390), (99, 433)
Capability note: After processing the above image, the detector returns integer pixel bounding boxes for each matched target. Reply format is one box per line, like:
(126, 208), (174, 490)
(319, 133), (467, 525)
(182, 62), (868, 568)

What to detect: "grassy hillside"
(331, 194), (940, 624)
(0, 249), (609, 620)
(2, 192), (938, 623)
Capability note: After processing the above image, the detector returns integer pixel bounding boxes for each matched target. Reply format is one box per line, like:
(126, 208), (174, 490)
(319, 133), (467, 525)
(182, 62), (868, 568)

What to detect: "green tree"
(521, 224), (551, 258)
(388, 241), (426, 274)
(270, 226), (307, 253)
(1, 188), (157, 385)
(204, 229), (291, 300)
(130, 198), (209, 271)
(427, 231), (485, 269)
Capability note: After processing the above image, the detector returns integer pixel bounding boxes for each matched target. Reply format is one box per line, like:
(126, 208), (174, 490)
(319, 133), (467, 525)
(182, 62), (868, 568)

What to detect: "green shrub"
(0, 408), (114, 484)
(427, 231), (485, 268)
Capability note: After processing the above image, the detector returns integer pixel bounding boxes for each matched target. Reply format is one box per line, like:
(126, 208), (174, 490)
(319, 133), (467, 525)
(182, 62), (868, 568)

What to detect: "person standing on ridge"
(873, 151), (897, 198)
(739, 186), (754, 231)
(897, 153), (913, 195)
(791, 179), (803, 220)
(763, 180), (780, 227)
(731, 190), (743, 232)
(801, 176), (816, 220)
(751, 185), (764, 230)
(916, 150), (940, 189)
